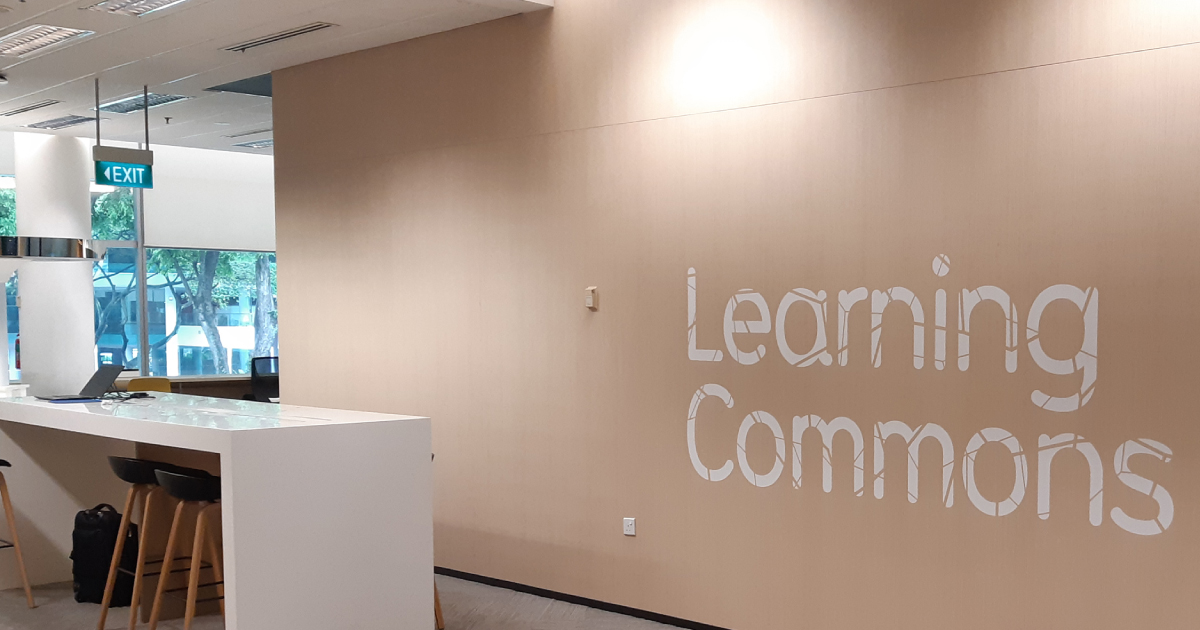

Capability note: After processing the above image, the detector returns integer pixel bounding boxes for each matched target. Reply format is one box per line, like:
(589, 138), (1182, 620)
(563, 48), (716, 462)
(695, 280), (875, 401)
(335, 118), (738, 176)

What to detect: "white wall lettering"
(1111, 439), (1174, 536)
(683, 266), (1173, 538)
(775, 288), (832, 367)
(723, 289), (771, 365)
(873, 421), (955, 507)
(737, 411), (786, 487)
(934, 289), (947, 371)
(837, 288), (868, 367)
(963, 428), (1028, 517)
(871, 288), (925, 369)
(687, 268), (724, 362)
(959, 286), (1019, 373)
(792, 415), (865, 496)
(1037, 433), (1103, 526)
(687, 384), (735, 482)
(1027, 285), (1098, 412)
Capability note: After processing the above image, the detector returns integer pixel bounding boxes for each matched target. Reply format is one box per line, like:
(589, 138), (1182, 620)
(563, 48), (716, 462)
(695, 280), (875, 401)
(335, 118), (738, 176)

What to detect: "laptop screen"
(78, 364), (126, 398)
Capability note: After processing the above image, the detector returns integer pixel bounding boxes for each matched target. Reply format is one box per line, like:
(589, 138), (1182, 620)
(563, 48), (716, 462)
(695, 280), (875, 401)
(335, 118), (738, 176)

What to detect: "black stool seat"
(108, 456), (211, 486)
(155, 470), (221, 502)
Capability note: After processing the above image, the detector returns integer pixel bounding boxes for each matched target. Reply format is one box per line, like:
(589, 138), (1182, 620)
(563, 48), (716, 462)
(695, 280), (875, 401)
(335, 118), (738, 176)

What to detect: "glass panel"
(93, 247), (141, 370)
(91, 187), (137, 241)
(146, 248), (277, 377)
(7, 273), (18, 383)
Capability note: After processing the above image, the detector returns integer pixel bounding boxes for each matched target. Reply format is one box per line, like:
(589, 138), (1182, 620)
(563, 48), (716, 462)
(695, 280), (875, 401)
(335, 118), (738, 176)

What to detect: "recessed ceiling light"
(213, 122), (231, 126)
(225, 23), (335, 53)
(25, 114), (97, 130)
(233, 138), (273, 149)
(86, 0), (192, 17)
(223, 128), (271, 139)
(0, 99), (61, 116)
(97, 92), (190, 114)
(0, 25), (94, 58)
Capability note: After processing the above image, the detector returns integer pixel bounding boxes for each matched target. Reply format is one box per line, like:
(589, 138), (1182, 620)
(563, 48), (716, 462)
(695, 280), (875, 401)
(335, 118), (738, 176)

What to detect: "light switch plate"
(585, 286), (599, 311)
(623, 517), (636, 536)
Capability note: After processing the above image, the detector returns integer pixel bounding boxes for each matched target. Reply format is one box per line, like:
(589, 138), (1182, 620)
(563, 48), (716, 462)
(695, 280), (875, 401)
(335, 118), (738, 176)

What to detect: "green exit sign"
(96, 161), (153, 189)
(92, 145), (154, 189)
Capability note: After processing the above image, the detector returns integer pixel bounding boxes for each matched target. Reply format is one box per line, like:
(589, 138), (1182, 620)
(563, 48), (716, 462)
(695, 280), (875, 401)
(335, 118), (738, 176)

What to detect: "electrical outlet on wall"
(623, 517), (636, 536)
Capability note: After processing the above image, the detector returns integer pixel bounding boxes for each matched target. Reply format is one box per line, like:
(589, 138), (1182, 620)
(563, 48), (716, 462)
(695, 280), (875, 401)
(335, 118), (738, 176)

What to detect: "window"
(6, 274), (17, 384)
(93, 248), (141, 370)
(0, 178), (14, 237)
(146, 249), (277, 377)
(91, 186), (137, 241)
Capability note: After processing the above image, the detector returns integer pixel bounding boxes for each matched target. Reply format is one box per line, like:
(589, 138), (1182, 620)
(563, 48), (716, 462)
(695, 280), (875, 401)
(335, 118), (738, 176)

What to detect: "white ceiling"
(0, 0), (552, 155)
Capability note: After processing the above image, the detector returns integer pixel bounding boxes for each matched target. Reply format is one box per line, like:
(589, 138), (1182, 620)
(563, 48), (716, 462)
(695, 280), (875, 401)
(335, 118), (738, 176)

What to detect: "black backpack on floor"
(71, 503), (138, 606)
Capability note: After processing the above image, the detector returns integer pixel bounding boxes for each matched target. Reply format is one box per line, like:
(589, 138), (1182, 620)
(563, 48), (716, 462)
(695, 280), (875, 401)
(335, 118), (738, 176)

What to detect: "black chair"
(99, 458), (213, 630)
(149, 470), (224, 630)
(248, 356), (279, 403)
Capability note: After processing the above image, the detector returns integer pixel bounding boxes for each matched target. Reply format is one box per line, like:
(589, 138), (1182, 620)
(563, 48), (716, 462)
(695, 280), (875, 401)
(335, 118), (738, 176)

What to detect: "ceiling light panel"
(0, 25), (94, 57)
(233, 138), (273, 149)
(1, 100), (62, 117)
(26, 115), (97, 130)
(98, 93), (191, 114)
(87, 0), (192, 17)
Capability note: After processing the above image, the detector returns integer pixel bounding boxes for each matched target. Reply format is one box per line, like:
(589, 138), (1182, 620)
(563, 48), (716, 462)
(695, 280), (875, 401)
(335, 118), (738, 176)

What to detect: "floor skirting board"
(434, 567), (731, 630)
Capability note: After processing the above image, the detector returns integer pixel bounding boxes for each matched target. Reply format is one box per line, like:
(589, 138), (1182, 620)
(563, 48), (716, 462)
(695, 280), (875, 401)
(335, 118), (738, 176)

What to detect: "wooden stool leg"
(434, 581), (445, 630)
(99, 484), (142, 629)
(200, 505), (223, 618)
(183, 503), (208, 630)
(128, 488), (162, 630)
(0, 471), (34, 609)
(148, 500), (187, 630)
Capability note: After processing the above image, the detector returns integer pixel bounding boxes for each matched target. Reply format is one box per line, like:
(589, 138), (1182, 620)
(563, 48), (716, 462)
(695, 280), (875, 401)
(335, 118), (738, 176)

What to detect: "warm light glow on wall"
(669, 2), (784, 109)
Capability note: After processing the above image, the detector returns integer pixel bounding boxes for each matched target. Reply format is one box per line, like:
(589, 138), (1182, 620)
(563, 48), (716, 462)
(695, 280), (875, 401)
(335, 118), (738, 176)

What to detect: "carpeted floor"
(0, 575), (674, 629)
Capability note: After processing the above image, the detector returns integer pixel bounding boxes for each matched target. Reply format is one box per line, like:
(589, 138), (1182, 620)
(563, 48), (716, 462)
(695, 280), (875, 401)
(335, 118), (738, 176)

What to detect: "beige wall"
(274, 1), (1200, 627)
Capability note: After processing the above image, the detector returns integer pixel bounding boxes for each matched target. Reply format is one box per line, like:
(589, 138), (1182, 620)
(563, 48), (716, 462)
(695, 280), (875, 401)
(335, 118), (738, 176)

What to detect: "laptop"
(36, 364), (126, 402)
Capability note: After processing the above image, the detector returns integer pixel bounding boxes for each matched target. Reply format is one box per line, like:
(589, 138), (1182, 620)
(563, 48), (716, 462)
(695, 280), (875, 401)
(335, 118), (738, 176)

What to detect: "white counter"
(0, 394), (433, 629)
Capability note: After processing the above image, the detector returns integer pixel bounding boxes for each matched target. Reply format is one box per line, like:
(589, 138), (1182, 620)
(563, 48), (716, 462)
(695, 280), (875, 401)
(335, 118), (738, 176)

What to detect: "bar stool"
(0, 460), (33, 609)
(98, 457), (209, 630)
(148, 470), (223, 630)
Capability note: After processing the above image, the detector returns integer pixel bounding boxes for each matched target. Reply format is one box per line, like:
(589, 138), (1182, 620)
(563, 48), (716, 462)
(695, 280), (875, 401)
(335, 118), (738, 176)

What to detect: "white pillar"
(14, 133), (94, 396)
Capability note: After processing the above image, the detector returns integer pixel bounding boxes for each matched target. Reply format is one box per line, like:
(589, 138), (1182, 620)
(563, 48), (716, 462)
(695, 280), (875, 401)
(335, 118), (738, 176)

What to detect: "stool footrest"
(117, 556), (210, 578)
(162, 581), (224, 601)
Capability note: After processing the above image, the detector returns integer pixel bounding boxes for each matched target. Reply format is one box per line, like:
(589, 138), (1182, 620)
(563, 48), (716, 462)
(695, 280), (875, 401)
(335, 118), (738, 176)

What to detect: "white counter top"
(0, 394), (427, 453)
(0, 393), (423, 430)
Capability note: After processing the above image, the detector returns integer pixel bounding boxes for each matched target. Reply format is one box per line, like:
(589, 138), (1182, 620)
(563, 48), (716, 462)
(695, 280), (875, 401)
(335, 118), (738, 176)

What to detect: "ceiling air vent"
(26, 114), (97, 130)
(0, 25), (94, 57)
(233, 138), (273, 149)
(98, 92), (190, 114)
(223, 128), (271, 139)
(86, 0), (193, 17)
(224, 23), (335, 53)
(1, 99), (62, 117)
